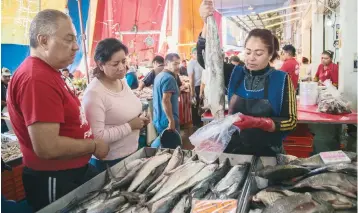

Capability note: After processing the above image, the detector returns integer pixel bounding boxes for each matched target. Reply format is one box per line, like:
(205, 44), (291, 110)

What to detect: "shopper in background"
(179, 60), (188, 76)
(61, 68), (76, 94)
(152, 53), (181, 148)
(314, 50), (339, 87)
(138, 55), (165, 90)
(6, 9), (109, 211)
(1, 68), (11, 133)
(125, 65), (139, 89)
(300, 57), (312, 82)
(83, 38), (149, 172)
(188, 47), (204, 129)
(280, 44), (300, 90)
(199, 1), (297, 156)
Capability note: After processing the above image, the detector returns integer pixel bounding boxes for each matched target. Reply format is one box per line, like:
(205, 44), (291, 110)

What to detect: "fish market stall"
(241, 151), (357, 213)
(38, 147), (254, 213)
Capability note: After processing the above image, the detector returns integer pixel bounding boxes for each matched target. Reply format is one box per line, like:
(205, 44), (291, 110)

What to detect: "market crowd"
(1, 4), (340, 212)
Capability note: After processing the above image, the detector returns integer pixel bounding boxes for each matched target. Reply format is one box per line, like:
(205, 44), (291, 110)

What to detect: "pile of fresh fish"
(59, 147), (250, 213)
(250, 152), (357, 213)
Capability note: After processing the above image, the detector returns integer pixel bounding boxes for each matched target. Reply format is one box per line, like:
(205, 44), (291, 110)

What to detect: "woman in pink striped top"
(83, 38), (149, 172)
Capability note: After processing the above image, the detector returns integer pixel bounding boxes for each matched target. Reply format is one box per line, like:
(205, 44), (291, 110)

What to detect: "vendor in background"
(199, 1), (297, 156)
(300, 57), (312, 82)
(314, 50), (338, 87)
(280, 44), (300, 91)
(7, 9), (109, 211)
(125, 65), (139, 89)
(138, 55), (164, 91)
(83, 38), (148, 172)
(152, 53), (181, 147)
(188, 47), (204, 129)
(179, 60), (188, 76)
(229, 55), (244, 66)
(1, 68), (11, 133)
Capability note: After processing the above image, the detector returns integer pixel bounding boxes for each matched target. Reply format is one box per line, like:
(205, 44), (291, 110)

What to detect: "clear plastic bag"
(317, 80), (351, 114)
(189, 113), (241, 164)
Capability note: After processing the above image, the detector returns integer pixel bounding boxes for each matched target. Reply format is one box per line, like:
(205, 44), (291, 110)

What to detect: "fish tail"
(106, 164), (116, 180)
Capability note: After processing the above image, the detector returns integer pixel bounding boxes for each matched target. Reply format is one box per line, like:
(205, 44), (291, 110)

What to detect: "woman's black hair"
(93, 38), (128, 78)
(322, 50), (334, 59)
(245, 28), (280, 63)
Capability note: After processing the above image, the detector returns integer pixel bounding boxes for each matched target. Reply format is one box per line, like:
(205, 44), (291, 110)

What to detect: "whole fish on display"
(147, 160), (206, 203)
(145, 147), (184, 193)
(252, 188), (300, 206)
(203, 7), (225, 119)
(311, 190), (357, 210)
(171, 194), (191, 213)
(262, 193), (334, 213)
(128, 153), (172, 192)
(149, 193), (182, 213)
(211, 163), (249, 199)
(293, 172), (357, 198)
(255, 165), (311, 182)
(170, 163), (218, 195)
(191, 158), (231, 199)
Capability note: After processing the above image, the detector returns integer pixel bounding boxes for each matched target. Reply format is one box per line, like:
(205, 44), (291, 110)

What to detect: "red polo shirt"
(7, 57), (93, 171)
(280, 58), (299, 89)
(314, 63), (339, 87)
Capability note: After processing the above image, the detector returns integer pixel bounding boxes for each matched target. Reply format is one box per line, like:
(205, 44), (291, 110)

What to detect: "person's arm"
(162, 92), (174, 126)
(200, 82), (205, 99)
(270, 76), (297, 132)
(331, 64), (339, 87)
(187, 61), (196, 97)
(139, 71), (154, 91)
(314, 65), (320, 82)
(83, 90), (134, 144)
(21, 80), (104, 160)
(28, 123), (95, 160)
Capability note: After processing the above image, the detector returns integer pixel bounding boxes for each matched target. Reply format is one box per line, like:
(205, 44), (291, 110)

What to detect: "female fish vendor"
(197, 1), (297, 156)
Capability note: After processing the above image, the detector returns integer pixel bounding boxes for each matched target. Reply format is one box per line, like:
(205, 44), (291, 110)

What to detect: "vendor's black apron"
(22, 164), (98, 211)
(225, 73), (284, 156)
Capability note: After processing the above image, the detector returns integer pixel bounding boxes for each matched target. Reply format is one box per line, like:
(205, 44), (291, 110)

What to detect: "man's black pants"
(22, 164), (98, 211)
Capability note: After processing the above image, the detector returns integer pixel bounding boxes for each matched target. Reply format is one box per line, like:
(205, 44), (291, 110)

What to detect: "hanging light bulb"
(326, 19), (333, 27)
(248, 5), (254, 10)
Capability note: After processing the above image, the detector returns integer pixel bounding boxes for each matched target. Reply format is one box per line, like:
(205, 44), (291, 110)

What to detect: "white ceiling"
(213, 0), (287, 16)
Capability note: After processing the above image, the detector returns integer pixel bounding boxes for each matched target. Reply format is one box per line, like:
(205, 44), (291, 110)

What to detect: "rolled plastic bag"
(189, 113), (241, 164)
(317, 80), (351, 114)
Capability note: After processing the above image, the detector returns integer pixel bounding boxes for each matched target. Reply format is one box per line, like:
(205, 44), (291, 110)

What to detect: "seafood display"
(57, 147), (250, 213)
(249, 153), (357, 213)
(1, 141), (22, 162)
(133, 87), (153, 100)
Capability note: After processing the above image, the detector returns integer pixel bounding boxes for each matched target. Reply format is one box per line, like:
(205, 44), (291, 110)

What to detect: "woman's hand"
(128, 117), (145, 130)
(199, 0), (214, 21)
(139, 115), (150, 126)
(233, 115), (275, 132)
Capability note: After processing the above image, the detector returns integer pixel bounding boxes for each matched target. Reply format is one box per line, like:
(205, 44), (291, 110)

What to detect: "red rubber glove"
(233, 115), (275, 132)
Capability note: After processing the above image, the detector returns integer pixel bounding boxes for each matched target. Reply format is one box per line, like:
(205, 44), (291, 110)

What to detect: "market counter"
(201, 103), (357, 124)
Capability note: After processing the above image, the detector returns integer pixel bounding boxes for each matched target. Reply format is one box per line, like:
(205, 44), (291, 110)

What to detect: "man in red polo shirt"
(7, 10), (109, 211)
(280, 45), (300, 90)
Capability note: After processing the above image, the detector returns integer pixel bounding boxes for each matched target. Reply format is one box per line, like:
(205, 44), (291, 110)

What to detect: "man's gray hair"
(29, 9), (69, 48)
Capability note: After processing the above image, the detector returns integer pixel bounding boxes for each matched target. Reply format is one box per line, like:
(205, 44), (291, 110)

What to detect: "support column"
(310, 2), (324, 76)
(339, 0), (357, 110)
